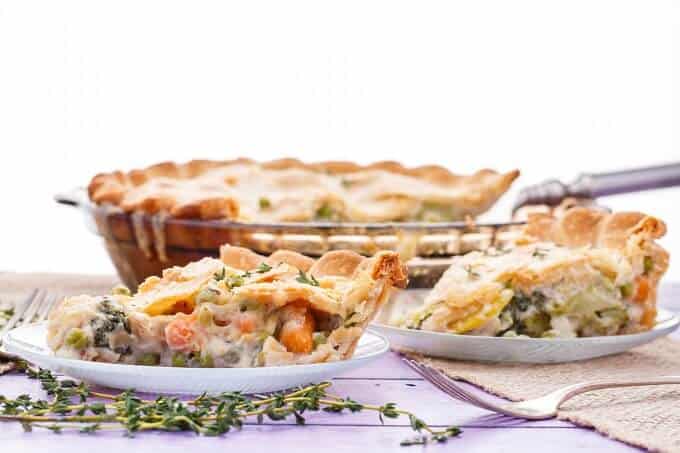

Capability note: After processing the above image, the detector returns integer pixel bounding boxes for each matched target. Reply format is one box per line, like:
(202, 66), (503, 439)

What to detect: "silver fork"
(404, 358), (680, 420)
(1, 290), (59, 358)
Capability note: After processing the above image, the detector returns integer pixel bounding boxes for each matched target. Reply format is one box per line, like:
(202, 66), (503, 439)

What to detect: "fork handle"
(555, 376), (680, 405)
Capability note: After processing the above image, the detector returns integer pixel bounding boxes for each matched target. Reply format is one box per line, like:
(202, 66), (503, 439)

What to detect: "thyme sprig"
(296, 270), (319, 287)
(1, 362), (460, 446)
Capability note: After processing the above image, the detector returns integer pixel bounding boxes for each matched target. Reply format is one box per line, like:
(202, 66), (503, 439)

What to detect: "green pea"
(171, 353), (187, 367)
(620, 283), (633, 298)
(65, 328), (89, 350)
(199, 353), (214, 368)
(111, 284), (131, 296)
(644, 256), (653, 275)
(137, 353), (160, 366)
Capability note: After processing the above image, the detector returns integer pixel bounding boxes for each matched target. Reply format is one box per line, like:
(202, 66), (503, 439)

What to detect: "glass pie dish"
(55, 188), (538, 290)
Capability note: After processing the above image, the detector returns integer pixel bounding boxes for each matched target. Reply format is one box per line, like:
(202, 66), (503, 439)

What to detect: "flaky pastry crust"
(48, 247), (407, 366)
(401, 207), (669, 336)
(520, 207), (669, 284)
(219, 245), (407, 359)
(87, 158), (519, 222)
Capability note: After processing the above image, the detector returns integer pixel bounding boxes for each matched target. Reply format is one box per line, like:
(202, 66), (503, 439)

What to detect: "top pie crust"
(88, 159), (519, 222)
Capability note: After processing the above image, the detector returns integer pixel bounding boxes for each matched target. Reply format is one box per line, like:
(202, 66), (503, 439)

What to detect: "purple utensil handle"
(514, 162), (680, 211)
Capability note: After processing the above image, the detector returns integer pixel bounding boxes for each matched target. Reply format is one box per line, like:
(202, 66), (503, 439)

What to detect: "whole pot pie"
(397, 207), (669, 338)
(47, 246), (407, 367)
(88, 158), (519, 223)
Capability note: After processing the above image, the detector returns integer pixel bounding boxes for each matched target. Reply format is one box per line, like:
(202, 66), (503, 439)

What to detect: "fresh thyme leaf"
(80, 423), (101, 433)
(46, 424), (63, 434)
(464, 265), (480, 280)
(408, 414), (426, 432)
(255, 263), (272, 273)
(213, 268), (226, 281)
(532, 247), (549, 258)
(296, 270), (320, 287)
(1, 366), (460, 446)
(400, 426), (461, 446)
(258, 197), (271, 210)
(315, 204), (337, 220)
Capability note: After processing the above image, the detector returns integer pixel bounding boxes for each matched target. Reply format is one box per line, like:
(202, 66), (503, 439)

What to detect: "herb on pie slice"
(296, 270), (320, 287)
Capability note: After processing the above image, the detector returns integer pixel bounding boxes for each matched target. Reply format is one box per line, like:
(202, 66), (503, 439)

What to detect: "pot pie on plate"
(371, 207), (677, 363)
(3, 247), (406, 393)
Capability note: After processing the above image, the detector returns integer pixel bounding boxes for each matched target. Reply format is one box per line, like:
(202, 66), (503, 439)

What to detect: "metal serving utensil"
(513, 162), (680, 212)
(0, 290), (59, 367)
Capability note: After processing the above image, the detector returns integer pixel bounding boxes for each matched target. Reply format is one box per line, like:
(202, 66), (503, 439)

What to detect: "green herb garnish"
(532, 247), (549, 258)
(255, 263), (272, 273)
(0, 362), (460, 446)
(213, 268), (226, 281)
(296, 270), (320, 287)
(401, 426), (462, 446)
(464, 265), (480, 280)
(258, 197), (271, 210)
(315, 204), (335, 220)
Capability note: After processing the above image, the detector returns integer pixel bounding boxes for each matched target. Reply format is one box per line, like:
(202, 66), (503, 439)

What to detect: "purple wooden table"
(4, 284), (678, 452)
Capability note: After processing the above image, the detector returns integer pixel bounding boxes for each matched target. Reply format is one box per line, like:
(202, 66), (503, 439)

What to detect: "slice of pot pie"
(87, 159), (519, 222)
(47, 247), (407, 367)
(399, 207), (668, 338)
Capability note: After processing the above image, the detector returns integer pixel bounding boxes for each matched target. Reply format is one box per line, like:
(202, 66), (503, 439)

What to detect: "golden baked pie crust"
(88, 158), (519, 222)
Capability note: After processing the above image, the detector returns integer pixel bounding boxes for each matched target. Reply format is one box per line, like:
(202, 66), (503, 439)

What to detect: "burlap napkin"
(406, 337), (680, 452)
(3, 272), (680, 451)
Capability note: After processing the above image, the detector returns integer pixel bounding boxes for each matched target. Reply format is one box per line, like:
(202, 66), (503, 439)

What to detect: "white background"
(1, 1), (679, 279)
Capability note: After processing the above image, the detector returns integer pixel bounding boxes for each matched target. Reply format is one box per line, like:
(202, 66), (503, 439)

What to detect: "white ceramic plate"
(372, 290), (680, 363)
(2, 323), (389, 394)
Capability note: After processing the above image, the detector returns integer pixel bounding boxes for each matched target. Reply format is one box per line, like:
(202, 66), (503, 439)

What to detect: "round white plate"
(2, 323), (389, 394)
(372, 290), (680, 363)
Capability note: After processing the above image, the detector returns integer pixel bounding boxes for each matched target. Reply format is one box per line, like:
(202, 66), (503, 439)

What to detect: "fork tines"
(0, 290), (59, 342)
(403, 358), (505, 414)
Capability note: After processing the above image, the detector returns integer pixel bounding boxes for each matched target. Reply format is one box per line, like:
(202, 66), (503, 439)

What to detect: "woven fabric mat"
(406, 338), (680, 452)
(3, 272), (680, 451)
